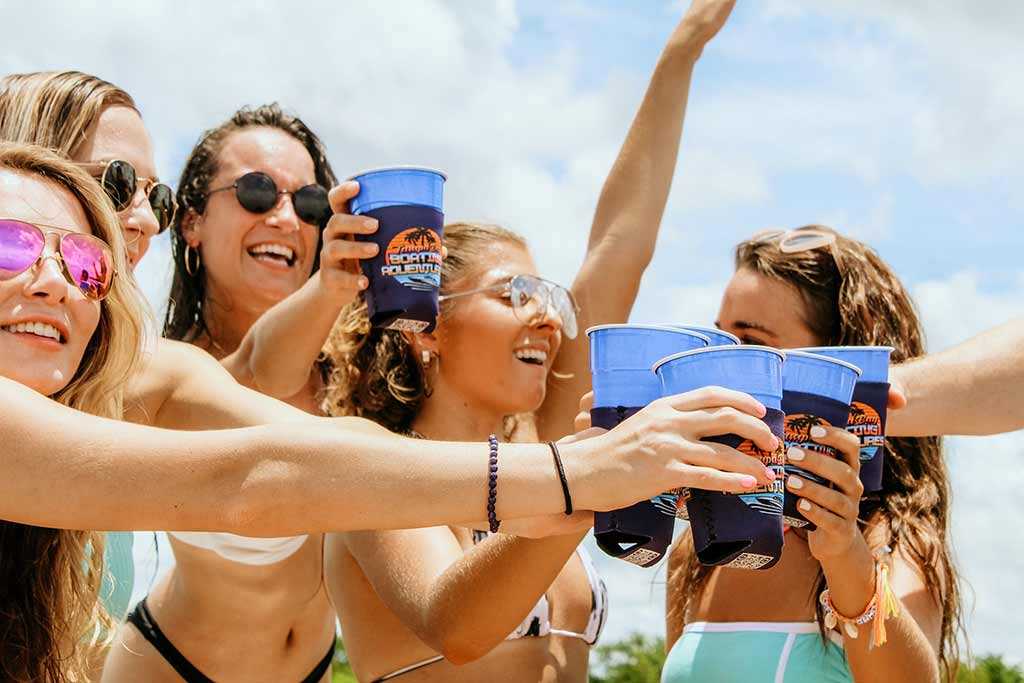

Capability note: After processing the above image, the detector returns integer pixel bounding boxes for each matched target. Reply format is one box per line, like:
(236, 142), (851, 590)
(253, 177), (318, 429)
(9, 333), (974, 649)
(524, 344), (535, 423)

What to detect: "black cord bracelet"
(547, 440), (573, 516)
(487, 434), (500, 533)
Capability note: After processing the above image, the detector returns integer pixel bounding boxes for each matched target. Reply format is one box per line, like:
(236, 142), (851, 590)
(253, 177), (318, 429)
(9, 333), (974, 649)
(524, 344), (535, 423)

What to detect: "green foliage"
(589, 633), (667, 683)
(332, 640), (357, 683)
(957, 655), (1024, 683)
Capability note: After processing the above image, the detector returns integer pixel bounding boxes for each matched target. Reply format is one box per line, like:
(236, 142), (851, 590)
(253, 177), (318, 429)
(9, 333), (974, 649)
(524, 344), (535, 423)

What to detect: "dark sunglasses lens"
(235, 172), (278, 213)
(0, 220), (44, 280)
(149, 184), (176, 233)
(102, 160), (137, 211)
(61, 234), (114, 299)
(293, 184), (331, 227)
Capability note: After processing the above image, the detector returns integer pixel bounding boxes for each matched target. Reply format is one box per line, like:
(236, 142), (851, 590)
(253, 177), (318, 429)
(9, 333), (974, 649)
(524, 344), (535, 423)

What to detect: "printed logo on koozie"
(846, 401), (884, 462)
(381, 227), (442, 290)
(736, 438), (784, 516)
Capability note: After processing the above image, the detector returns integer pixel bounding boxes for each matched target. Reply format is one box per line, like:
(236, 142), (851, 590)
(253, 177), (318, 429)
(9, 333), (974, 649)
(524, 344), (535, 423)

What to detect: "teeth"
(249, 243), (295, 261)
(514, 348), (548, 364)
(2, 321), (62, 342)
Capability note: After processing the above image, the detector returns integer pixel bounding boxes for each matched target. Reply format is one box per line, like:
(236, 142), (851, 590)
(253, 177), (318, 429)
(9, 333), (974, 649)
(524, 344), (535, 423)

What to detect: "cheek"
(300, 227), (321, 273)
(70, 301), (103, 354)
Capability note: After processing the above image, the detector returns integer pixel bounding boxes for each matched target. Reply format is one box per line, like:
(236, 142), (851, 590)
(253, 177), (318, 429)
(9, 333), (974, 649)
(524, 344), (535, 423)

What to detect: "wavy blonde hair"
(0, 142), (145, 682)
(321, 221), (527, 434)
(0, 70), (137, 159)
(667, 225), (963, 681)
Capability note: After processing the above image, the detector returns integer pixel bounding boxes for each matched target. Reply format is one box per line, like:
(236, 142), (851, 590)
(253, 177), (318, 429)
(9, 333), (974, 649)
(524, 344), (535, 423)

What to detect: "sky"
(4, 0), (1022, 661)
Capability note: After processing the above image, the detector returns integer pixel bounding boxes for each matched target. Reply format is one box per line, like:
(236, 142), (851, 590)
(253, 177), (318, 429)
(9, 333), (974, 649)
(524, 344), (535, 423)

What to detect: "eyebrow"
(726, 320), (778, 338)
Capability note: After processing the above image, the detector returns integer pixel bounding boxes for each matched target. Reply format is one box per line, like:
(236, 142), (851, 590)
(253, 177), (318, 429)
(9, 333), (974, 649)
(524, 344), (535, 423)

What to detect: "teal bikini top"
(662, 621), (853, 683)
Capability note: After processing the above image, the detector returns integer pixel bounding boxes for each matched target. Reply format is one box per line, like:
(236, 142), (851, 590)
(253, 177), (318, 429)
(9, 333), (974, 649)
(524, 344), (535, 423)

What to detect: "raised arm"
(537, 0), (737, 440)
(2, 380), (775, 534)
(889, 317), (1024, 437)
(220, 181), (377, 397)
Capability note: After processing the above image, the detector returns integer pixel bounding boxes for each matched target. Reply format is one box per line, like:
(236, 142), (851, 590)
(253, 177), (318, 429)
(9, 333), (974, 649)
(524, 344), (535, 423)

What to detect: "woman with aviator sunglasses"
(206, 3), (749, 680)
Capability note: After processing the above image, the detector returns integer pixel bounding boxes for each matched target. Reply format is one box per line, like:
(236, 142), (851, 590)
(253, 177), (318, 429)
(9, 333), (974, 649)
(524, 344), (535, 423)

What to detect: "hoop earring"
(185, 245), (201, 276)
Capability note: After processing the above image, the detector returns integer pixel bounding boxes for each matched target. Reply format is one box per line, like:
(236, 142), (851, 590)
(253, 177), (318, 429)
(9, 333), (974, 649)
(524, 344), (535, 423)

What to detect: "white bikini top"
(168, 531), (309, 566)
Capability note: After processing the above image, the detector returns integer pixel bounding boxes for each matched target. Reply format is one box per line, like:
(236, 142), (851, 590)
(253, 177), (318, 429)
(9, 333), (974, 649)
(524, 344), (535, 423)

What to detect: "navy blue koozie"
(685, 408), (786, 570)
(654, 346), (787, 571)
(591, 406), (678, 568)
(587, 324), (709, 568)
(350, 167), (446, 333)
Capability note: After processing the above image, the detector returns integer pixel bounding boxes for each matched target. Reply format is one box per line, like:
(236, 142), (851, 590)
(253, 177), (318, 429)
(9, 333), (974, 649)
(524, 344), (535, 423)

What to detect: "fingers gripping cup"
(801, 346), (893, 494)
(781, 351), (861, 530)
(588, 324), (709, 567)
(654, 346), (787, 571)
(349, 167), (447, 333)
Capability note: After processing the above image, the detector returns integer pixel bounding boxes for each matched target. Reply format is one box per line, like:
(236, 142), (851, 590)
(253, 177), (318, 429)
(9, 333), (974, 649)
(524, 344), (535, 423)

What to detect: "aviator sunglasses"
(205, 171), (332, 228)
(440, 273), (581, 339)
(78, 159), (177, 233)
(0, 219), (116, 300)
(748, 227), (837, 253)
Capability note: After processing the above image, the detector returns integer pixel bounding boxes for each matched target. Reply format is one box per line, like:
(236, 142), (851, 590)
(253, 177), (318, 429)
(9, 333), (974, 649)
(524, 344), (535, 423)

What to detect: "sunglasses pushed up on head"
(0, 219), (116, 300)
(78, 159), (177, 233)
(205, 171), (332, 228)
(440, 273), (581, 339)
(748, 227), (837, 253)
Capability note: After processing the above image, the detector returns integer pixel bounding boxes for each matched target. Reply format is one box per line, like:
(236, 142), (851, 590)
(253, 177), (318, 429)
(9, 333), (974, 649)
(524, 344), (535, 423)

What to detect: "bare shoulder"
(124, 339), (228, 425)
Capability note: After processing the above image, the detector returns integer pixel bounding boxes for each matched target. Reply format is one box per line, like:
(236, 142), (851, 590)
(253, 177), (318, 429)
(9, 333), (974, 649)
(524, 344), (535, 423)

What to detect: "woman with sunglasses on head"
(661, 225), (963, 682)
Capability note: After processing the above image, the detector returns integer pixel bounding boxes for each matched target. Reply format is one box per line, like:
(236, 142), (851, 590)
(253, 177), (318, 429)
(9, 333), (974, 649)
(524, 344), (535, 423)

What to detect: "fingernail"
(366, 243), (379, 254)
(363, 219), (378, 231)
(798, 499), (812, 511)
(740, 475), (758, 489)
(345, 180), (360, 191)
(810, 425), (827, 438)
(787, 475), (803, 490)
(764, 466), (776, 481)
(787, 446), (805, 462)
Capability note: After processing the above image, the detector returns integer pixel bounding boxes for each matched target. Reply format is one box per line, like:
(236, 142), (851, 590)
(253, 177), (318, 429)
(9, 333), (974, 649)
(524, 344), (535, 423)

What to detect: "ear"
(402, 330), (439, 356)
(180, 208), (203, 248)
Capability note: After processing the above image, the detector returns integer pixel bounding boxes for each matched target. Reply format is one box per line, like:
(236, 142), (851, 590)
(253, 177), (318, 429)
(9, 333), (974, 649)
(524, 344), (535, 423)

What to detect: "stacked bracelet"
(819, 548), (901, 648)
(487, 434), (500, 533)
(547, 441), (573, 515)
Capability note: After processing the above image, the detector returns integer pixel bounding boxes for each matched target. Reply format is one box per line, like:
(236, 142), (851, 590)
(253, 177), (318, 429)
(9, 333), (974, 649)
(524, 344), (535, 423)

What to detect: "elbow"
(437, 636), (492, 667)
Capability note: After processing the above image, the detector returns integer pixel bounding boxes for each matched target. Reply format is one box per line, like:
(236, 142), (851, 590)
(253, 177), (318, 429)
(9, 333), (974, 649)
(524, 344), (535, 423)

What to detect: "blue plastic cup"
(781, 351), (862, 530)
(653, 346), (787, 570)
(588, 324), (710, 408)
(799, 346), (893, 493)
(349, 167), (447, 333)
(588, 324), (709, 567)
(670, 325), (740, 347)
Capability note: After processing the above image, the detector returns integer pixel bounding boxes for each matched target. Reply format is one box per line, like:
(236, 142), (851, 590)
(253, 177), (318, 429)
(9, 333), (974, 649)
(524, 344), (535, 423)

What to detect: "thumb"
(328, 180), (360, 214)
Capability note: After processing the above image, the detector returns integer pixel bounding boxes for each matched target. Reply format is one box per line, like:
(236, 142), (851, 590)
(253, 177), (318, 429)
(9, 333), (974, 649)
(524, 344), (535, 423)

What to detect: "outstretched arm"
(220, 182), (377, 398)
(2, 380), (774, 534)
(538, 0), (737, 440)
(889, 317), (1024, 436)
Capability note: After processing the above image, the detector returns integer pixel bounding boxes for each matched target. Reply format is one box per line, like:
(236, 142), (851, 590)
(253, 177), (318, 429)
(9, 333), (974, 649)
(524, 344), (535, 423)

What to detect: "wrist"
(821, 538), (875, 616)
(557, 438), (602, 512)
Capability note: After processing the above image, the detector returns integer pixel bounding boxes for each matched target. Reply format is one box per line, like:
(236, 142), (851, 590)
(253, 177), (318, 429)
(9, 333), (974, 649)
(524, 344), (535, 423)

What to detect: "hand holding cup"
(318, 181), (380, 303)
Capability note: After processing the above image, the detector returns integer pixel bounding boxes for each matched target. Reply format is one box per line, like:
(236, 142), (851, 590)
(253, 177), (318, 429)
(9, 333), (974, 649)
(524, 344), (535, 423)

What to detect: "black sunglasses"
(205, 171), (331, 228)
(79, 159), (177, 234)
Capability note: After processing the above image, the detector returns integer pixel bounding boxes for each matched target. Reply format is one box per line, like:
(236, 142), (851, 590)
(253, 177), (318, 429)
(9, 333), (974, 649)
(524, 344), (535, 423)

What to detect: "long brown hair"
(163, 103), (336, 342)
(0, 142), (144, 682)
(669, 225), (962, 679)
(321, 221), (527, 433)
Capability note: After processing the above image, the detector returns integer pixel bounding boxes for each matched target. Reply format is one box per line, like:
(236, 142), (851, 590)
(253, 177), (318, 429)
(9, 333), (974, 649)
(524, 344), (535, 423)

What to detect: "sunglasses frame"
(748, 227), (837, 254)
(205, 171), (331, 228)
(440, 273), (581, 338)
(78, 159), (177, 234)
(0, 218), (117, 301)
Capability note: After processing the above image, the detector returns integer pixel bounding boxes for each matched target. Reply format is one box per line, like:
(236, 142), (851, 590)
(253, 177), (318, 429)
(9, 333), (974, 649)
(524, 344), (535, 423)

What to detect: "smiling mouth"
(248, 243), (296, 267)
(514, 348), (548, 366)
(2, 322), (65, 344)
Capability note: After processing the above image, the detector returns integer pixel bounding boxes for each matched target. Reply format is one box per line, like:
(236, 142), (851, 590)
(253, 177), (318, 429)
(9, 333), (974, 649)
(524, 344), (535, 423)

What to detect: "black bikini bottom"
(127, 597), (334, 683)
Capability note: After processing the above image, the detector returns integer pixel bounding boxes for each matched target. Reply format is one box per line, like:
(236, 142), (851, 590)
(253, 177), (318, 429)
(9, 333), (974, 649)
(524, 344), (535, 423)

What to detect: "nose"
(23, 243), (70, 304)
(121, 192), (160, 266)
(264, 192), (301, 234)
(531, 297), (564, 336)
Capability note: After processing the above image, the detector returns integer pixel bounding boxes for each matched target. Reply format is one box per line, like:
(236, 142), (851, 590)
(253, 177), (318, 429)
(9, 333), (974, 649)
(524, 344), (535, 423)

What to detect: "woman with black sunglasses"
(219, 2), (745, 680)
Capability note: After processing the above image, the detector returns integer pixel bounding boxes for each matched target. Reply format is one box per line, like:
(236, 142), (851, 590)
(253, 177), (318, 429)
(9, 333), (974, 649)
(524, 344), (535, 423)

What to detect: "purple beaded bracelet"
(487, 434), (500, 533)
